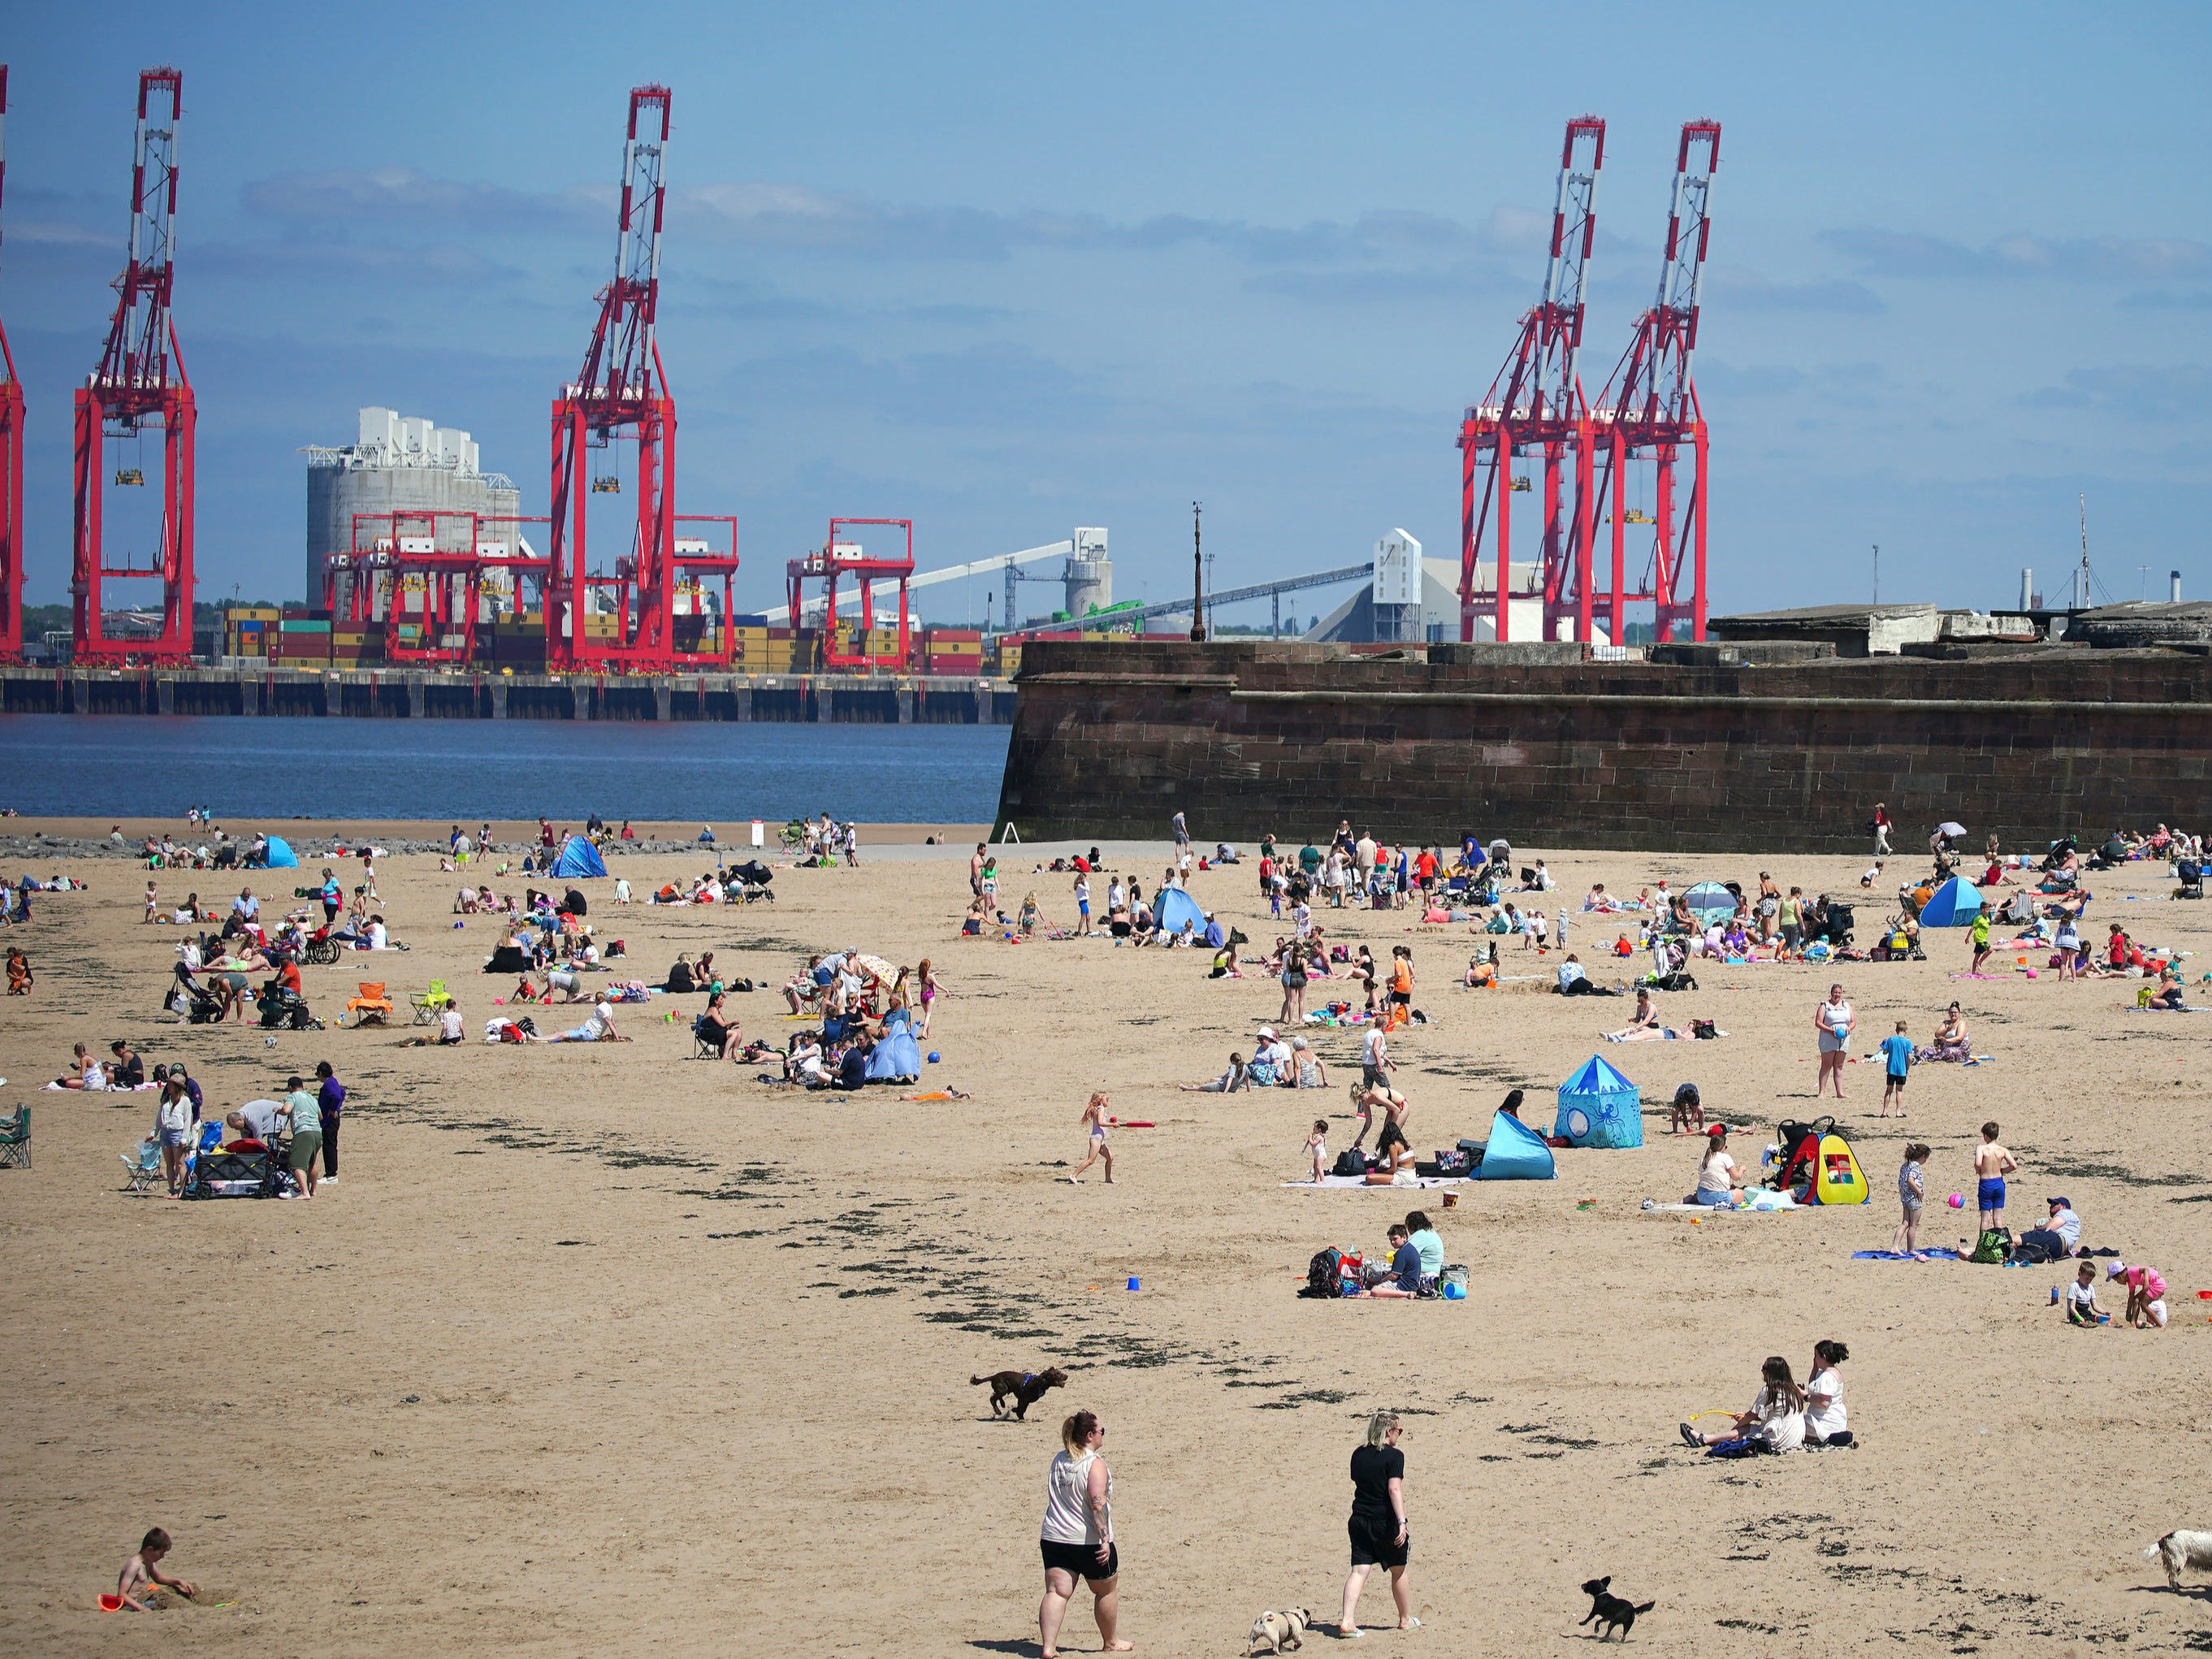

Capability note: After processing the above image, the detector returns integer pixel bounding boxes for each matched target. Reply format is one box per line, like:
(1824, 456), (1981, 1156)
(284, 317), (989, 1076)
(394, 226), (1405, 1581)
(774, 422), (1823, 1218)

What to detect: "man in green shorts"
(282, 1075), (323, 1199)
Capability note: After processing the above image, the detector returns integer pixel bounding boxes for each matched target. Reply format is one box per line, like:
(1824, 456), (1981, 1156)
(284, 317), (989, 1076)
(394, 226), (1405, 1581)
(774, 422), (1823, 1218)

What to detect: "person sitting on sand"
(1179, 1052), (1249, 1093)
(115, 1527), (198, 1612)
(1607, 988), (1673, 1042)
(55, 1042), (110, 1089)
(1916, 1003), (1972, 1062)
(1687, 1125), (1741, 1206)
(1680, 1356), (1807, 1457)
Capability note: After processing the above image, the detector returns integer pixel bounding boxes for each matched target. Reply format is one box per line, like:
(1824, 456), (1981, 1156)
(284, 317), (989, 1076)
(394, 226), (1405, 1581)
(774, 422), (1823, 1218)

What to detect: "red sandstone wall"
(993, 641), (2212, 853)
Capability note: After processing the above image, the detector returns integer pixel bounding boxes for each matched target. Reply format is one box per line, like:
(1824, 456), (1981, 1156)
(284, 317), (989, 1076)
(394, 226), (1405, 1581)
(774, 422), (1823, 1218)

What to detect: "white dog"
(2144, 1531), (2212, 1591)
(1246, 1606), (1313, 1654)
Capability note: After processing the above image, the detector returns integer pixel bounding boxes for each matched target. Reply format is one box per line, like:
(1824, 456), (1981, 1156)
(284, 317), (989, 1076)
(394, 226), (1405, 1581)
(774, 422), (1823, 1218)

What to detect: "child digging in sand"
(114, 1527), (197, 1611)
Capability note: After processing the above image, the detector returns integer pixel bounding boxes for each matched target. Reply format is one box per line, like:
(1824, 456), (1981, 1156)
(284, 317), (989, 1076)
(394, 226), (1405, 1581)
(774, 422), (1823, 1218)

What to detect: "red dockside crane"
(548, 84), (738, 674)
(1588, 119), (1720, 644)
(72, 67), (194, 667)
(0, 66), (26, 664)
(1458, 116), (1605, 643)
(786, 518), (916, 669)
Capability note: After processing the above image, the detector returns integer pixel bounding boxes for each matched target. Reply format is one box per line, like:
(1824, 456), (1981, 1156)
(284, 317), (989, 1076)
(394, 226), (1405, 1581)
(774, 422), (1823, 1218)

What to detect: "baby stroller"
(257, 985), (320, 1030)
(2176, 860), (2204, 901)
(1816, 900), (1855, 947)
(1870, 914), (1924, 962)
(729, 860), (776, 903)
(170, 964), (227, 1024)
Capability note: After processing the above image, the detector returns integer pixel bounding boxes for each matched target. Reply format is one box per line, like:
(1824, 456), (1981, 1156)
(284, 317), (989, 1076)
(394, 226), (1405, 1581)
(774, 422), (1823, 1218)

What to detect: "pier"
(0, 665), (1016, 722)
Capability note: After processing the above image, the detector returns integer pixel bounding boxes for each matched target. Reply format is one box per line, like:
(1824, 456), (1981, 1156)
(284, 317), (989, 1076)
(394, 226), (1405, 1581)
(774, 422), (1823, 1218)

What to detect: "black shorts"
(1348, 1515), (1409, 1568)
(1389, 990), (1411, 1007)
(1041, 1539), (1118, 1582)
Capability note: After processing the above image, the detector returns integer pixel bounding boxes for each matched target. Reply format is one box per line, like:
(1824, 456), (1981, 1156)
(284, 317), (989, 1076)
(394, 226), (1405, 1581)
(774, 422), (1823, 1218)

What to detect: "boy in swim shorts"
(1972, 1121), (2017, 1234)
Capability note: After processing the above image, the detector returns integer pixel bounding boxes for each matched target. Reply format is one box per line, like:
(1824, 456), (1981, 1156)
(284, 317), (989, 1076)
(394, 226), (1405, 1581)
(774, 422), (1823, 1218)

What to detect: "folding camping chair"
(409, 978), (454, 1024)
(691, 1016), (725, 1060)
(0, 1105), (29, 1169)
(120, 1140), (162, 1193)
(345, 982), (396, 1027)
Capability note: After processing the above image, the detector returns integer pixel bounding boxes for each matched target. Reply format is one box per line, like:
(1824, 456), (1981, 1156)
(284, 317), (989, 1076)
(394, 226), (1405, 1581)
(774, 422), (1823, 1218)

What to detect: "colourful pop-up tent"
(1916, 876), (1982, 927)
(1554, 1054), (1644, 1148)
(1472, 1110), (1556, 1180)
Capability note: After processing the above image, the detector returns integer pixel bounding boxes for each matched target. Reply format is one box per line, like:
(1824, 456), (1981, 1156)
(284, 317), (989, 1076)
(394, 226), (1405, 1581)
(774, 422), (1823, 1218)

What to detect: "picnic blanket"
(1852, 1248), (1965, 1261)
(1283, 1176), (1466, 1190)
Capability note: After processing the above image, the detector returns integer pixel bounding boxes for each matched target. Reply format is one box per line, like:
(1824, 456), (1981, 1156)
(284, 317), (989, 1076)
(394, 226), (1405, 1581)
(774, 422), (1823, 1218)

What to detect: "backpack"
(1301, 1247), (1343, 1298)
(1331, 1148), (1369, 1178)
(1968, 1227), (2012, 1265)
(1690, 1018), (1718, 1039)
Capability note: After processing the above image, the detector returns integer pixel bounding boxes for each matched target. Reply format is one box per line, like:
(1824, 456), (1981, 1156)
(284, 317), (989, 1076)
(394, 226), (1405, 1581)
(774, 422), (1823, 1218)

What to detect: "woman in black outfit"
(1339, 1410), (1418, 1635)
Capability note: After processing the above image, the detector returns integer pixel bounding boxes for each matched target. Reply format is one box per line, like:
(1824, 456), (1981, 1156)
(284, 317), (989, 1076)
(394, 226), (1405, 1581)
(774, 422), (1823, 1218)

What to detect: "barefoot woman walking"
(1813, 984), (1855, 1099)
(1039, 1410), (1131, 1657)
(1340, 1410), (1418, 1635)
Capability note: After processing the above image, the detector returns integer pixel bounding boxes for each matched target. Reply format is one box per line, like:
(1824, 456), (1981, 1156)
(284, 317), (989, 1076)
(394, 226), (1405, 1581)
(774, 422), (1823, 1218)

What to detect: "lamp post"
(1188, 501), (1206, 642)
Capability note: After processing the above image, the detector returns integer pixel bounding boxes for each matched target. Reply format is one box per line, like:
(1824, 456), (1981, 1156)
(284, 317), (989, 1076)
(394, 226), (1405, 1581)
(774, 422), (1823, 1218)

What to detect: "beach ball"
(1947, 1193), (1965, 1209)
(927, 1050), (941, 1063)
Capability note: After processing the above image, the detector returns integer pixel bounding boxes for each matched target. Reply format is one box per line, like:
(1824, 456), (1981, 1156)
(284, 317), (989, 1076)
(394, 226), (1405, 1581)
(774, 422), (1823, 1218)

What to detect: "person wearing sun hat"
(2106, 1259), (2168, 1328)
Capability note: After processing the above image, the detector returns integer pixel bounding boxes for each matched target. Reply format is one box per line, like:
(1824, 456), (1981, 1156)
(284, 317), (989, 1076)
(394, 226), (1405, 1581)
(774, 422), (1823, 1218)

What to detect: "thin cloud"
(2024, 362), (2212, 423)
(1705, 271), (1885, 314)
(242, 167), (597, 232)
(1820, 228), (2212, 284)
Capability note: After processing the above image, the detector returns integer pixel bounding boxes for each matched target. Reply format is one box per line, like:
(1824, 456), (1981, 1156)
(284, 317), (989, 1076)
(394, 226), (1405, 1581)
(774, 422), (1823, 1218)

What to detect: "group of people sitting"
(1180, 1024), (1331, 1094)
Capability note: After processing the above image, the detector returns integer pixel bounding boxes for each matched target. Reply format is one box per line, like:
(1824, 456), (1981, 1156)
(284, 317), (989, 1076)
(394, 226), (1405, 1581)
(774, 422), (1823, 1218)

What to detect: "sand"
(1, 831), (2208, 1657)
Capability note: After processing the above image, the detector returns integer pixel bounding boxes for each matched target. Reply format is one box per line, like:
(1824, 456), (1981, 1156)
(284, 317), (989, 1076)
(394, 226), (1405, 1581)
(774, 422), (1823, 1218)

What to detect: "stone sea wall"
(993, 640), (2212, 854)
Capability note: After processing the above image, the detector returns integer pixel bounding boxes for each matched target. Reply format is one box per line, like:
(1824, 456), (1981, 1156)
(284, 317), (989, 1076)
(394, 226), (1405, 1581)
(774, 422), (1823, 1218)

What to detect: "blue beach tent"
(1917, 876), (1983, 927)
(1154, 885), (1205, 937)
(1472, 1110), (1556, 1180)
(264, 836), (299, 868)
(1554, 1055), (1644, 1149)
(1682, 881), (1734, 923)
(549, 835), (608, 880)
(868, 1022), (924, 1084)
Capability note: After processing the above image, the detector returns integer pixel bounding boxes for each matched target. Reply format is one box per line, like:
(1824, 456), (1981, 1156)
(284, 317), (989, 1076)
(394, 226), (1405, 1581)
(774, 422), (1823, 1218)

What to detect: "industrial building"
(1305, 531), (1551, 643)
(303, 408), (522, 604)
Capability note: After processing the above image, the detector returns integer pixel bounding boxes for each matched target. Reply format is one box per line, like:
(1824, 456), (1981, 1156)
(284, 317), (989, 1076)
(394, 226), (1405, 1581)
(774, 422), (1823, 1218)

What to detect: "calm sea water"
(0, 715), (1011, 824)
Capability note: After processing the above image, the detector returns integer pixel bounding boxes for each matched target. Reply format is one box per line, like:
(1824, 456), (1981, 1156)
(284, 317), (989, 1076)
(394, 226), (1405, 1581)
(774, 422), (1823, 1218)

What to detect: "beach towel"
(1282, 1176), (1466, 1190)
(1851, 1248), (1964, 1261)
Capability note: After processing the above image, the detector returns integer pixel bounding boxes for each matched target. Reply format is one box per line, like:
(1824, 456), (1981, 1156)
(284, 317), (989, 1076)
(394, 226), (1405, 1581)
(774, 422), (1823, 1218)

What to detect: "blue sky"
(3, 3), (2207, 622)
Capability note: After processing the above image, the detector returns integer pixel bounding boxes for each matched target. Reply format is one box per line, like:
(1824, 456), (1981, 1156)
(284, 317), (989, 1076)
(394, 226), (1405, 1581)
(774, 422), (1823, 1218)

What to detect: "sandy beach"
(2, 829), (2208, 1657)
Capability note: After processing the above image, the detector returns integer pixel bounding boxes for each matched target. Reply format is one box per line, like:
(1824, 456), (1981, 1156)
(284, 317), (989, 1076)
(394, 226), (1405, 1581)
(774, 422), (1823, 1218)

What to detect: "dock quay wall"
(0, 667), (1015, 725)
(994, 640), (2212, 854)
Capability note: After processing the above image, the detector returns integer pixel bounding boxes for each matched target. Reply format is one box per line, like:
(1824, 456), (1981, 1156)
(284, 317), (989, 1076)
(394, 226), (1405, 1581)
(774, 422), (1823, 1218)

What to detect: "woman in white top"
(1680, 1356), (1807, 1455)
(1803, 1340), (1851, 1447)
(1038, 1410), (1129, 1658)
(1689, 1125), (1740, 1206)
(1813, 984), (1855, 1098)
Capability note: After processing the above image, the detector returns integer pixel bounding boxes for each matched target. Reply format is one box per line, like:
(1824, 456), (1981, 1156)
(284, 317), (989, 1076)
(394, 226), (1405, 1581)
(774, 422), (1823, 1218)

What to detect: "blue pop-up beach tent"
(1917, 876), (1983, 927)
(1473, 1110), (1556, 1180)
(868, 1020), (923, 1083)
(264, 836), (299, 868)
(549, 835), (608, 879)
(1154, 885), (1204, 936)
(1682, 881), (1735, 922)
(1554, 1054), (1644, 1148)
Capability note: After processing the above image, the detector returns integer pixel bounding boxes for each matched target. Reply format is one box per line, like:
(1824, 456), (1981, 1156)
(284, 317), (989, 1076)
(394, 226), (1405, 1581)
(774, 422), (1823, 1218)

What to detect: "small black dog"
(1578, 1577), (1655, 1641)
(971, 1367), (1068, 1421)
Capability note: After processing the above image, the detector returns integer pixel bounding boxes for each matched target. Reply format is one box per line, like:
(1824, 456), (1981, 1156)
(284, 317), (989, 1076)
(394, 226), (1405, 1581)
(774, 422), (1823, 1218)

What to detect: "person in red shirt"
(1413, 847), (1439, 894)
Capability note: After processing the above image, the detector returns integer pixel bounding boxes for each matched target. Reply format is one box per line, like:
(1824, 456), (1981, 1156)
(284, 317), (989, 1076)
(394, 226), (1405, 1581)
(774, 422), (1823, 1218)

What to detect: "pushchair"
(170, 964), (227, 1024)
(1870, 914), (1924, 962)
(257, 985), (321, 1030)
(729, 860), (776, 903)
(1816, 901), (1855, 947)
(2176, 860), (2204, 901)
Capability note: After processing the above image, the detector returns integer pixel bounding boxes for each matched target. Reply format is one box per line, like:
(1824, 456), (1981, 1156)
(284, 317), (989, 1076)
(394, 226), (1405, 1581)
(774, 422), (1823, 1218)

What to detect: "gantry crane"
(0, 66), (25, 664)
(547, 84), (738, 673)
(1589, 119), (1720, 643)
(1457, 116), (1605, 643)
(72, 67), (194, 666)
